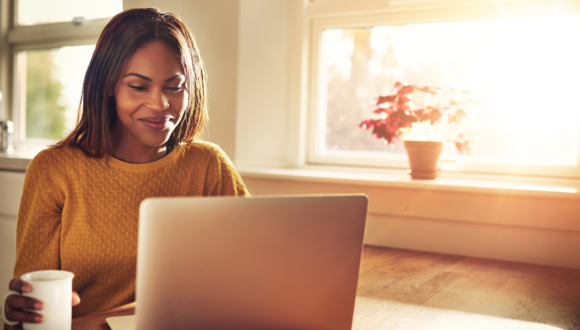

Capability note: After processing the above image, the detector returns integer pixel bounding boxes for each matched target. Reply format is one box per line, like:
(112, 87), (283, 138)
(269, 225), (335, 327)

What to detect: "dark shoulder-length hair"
(56, 7), (207, 158)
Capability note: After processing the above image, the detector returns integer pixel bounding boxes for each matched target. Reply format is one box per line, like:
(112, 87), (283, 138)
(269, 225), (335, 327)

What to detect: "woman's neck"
(113, 143), (167, 164)
(111, 126), (168, 164)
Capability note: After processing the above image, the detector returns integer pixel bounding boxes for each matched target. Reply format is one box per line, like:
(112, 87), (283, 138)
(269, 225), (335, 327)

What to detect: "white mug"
(2, 270), (74, 330)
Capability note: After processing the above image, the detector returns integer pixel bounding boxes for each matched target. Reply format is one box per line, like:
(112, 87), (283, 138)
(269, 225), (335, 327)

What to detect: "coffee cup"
(2, 270), (74, 330)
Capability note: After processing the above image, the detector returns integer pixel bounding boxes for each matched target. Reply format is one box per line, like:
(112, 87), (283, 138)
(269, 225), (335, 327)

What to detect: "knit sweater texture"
(14, 142), (249, 317)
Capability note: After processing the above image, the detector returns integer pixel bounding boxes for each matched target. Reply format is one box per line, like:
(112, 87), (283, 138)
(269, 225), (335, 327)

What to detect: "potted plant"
(359, 81), (472, 179)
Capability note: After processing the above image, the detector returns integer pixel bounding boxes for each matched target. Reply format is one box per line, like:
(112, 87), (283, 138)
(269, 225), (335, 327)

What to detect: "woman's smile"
(139, 117), (173, 131)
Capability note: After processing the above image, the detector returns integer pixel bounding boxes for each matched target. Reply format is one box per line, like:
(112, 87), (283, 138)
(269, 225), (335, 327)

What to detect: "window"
(2, 0), (122, 145)
(307, 0), (580, 178)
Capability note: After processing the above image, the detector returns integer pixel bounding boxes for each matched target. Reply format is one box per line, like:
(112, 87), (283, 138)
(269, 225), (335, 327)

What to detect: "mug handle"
(3, 290), (20, 326)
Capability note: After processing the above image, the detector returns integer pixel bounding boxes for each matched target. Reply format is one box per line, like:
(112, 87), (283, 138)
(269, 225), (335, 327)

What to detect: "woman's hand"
(4, 278), (42, 329)
(3, 278), (81, 330)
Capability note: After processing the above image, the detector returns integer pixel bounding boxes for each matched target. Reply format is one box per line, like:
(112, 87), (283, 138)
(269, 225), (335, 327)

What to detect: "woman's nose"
(146, 88), (169, 111)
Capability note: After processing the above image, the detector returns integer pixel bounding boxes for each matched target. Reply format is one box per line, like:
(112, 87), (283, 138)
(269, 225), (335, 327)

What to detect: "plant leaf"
(377, 94), (397, 105)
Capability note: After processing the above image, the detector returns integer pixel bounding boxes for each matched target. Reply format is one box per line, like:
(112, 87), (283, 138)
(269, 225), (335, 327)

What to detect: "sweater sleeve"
(14, 150), (65, 278)
(203, 145), (250, 197)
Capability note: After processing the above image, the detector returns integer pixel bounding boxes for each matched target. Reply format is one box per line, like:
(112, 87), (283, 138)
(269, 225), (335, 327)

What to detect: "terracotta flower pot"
(403, 141), (444, 180)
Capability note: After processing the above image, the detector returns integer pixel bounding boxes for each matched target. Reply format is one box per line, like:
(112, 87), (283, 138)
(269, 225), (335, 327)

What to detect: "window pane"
(18, 0), (122, 25)
(23, 45), (95, 140)
(320, 15), (580, 166)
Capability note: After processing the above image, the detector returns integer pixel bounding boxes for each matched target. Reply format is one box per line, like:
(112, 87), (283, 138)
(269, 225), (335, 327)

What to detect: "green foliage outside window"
(25, 49), (68, 140)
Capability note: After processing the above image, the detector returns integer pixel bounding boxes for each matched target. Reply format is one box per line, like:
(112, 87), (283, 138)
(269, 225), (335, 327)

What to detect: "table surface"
(72, 245), (580, 330)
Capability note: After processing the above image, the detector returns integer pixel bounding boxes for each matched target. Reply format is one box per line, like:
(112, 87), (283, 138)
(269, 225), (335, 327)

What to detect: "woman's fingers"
(4, 294), (43, 326)
(5, 309), (42, 324)
(4, 278), (43, 326)
(72, 292), (81, 306)
(8, 278), (31, 293)
(5, 294), (42, 311)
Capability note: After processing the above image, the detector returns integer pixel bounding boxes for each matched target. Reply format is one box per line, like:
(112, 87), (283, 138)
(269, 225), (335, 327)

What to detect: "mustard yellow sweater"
(14, 142), (249, 317)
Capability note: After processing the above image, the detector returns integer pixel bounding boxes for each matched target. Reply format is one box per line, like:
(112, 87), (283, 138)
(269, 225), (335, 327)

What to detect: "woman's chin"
(138, 133), (173, 148)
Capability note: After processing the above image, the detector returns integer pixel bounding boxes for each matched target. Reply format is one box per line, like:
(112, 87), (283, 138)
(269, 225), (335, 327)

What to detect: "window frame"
(0, 0), (113, 147)
(305, 0), (580, 178)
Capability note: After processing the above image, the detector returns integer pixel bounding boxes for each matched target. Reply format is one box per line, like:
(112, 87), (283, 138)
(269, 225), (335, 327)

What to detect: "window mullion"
(8, 17), (107, 45)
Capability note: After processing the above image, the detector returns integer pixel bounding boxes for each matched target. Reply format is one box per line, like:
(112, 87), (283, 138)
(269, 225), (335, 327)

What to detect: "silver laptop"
(135, 195), (368, 330)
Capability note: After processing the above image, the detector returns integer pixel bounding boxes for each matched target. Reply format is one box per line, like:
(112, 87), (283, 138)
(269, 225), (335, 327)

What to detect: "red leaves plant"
(359, 82), (472, 153)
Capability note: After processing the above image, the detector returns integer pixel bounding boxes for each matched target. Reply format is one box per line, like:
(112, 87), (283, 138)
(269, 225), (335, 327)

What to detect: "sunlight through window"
(320, 15), (580, 166)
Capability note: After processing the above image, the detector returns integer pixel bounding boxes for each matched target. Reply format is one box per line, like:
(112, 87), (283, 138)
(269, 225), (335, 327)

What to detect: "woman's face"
(113, 41), (188, 148)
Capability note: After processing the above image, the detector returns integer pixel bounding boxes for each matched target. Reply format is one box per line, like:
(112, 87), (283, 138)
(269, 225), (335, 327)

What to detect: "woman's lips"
(140, 117), (171, 131)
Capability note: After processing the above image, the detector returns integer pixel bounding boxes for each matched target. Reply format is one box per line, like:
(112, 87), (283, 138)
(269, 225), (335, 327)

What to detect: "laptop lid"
(135, 194), (368, 330)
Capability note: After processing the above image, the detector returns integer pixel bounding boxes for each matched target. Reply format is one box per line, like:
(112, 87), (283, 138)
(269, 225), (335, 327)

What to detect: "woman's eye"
(167, 85), (183, 92)
(129, 85), (148, 92)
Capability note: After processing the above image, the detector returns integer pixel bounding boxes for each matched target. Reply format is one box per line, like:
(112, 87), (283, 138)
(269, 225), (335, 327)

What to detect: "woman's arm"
(14, 150), (64, 276)
(203, 145), (250, 197)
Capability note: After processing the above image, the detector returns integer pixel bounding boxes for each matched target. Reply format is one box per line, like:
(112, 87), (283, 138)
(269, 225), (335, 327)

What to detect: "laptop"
(109, 194), (368, 330)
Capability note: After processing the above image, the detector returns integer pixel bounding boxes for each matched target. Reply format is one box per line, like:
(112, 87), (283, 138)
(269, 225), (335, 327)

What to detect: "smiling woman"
(112, 41), (188, 164)
(3, 8), (249, 328)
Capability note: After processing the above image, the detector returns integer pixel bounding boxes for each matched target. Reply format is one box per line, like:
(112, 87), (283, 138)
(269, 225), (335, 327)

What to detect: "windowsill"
(238, 165), (580, 200)
(0, 146), (45, 171)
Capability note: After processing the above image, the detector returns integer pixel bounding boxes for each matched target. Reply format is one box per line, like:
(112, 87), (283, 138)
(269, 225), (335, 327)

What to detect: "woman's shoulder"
(32, 144), (87, 162)
(177, 141), (237, 174)
(179, 141), (229, 159)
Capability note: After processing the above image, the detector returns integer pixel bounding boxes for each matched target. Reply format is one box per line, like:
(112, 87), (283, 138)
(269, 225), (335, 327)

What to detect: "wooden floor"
(353, 246), (580, 330)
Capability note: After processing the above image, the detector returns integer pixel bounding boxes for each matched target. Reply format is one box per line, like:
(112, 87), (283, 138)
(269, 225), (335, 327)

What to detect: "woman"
(4, 7), (248, 328)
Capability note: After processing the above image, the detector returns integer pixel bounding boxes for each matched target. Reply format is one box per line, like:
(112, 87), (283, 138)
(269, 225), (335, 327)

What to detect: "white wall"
(235, 0), (291, 168)
(242, 175), (580, 269)
(124, 0), (240, 159)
